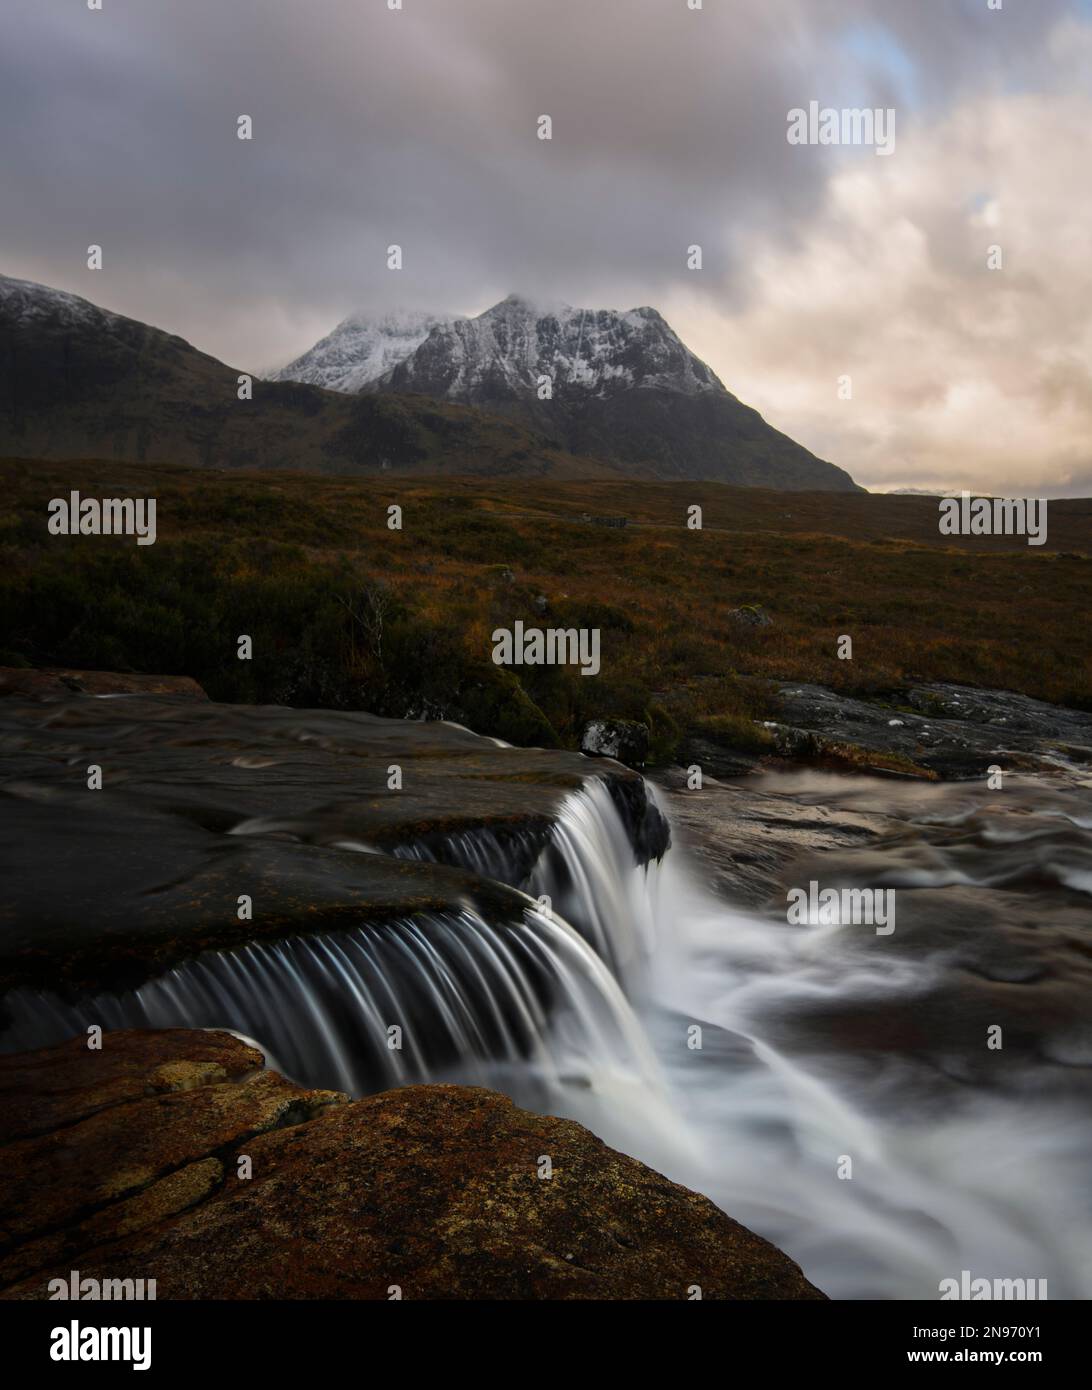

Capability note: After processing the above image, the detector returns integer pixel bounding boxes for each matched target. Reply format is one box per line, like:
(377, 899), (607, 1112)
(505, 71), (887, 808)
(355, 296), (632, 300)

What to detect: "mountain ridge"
(0, 274), (860, 490)
(273, 307), (459, 394)
(0, 274), (615, 478)
(285, 291), (861, 491)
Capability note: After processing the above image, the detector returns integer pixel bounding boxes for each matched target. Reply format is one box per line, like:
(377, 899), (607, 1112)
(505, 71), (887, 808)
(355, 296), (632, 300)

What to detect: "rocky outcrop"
(580, 718), (650, 768)
(727, 604), (773, 628)
(772, 681), (1092, 780)
(675, 681), (1092, 783)
(0, 1030), (825, 1301)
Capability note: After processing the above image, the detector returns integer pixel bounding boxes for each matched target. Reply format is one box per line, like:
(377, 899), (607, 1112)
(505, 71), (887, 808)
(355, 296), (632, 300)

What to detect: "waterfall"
(4, 770), (1091, 1300)
(389, 779), (661, 988)
(0, 900), (668, 1115)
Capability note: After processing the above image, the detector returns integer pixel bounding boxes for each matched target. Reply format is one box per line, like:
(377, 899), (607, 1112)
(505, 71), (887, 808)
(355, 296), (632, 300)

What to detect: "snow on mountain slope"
(378, 293), (724, 402)
(0, 274), (120, 330)
(275, 294), (725, 402)
(271, 309), (458, 393)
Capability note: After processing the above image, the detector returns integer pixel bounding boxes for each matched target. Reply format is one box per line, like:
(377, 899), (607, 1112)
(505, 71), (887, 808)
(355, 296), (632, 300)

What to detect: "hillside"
(2, 458), (1088, 761)
(0, 276), (615, 479)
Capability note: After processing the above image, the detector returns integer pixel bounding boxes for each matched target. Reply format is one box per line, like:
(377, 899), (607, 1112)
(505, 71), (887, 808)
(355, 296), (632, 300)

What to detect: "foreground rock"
(0, 1030), (825, 1301)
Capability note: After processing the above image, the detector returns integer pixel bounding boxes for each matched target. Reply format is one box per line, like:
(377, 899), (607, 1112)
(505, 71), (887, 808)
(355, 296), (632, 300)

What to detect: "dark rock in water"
(676, 735), (763, 781)
(0, 1030), (825, 1301)
(771, 681), (1092, 780)
(580, 718), (650, 768)
(655, 765), (1092, 1107)
(0, 667), (208, 700)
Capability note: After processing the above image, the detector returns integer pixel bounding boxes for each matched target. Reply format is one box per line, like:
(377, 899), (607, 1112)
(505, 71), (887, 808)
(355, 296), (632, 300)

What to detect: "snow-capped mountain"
(0, 274), (576, 477)
(276, 294), (722, 401)
(272, 309), (458, 393)
(0, 273), (859, 490)
(273, 293), (860, 490)
(375, 294), (723, 402)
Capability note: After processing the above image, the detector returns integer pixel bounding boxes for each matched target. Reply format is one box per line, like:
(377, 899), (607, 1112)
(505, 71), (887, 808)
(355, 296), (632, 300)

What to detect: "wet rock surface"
(655, 765), (1092, 1104)
(0, 1029), (825, 1301)
(0, 691), (667, 997)
(655, 764), (882, 906)
(771, 681), (1092, 780)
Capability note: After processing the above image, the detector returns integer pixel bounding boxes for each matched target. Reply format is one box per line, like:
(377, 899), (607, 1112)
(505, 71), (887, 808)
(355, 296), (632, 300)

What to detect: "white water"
(528, 780), (1092, 1301)
(6, 774), (1091, 1299)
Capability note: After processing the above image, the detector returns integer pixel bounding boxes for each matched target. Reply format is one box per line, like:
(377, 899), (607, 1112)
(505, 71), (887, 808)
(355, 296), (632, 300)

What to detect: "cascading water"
(4, 761), (1091, 1300)
(0, 900), (668, 1123)
(520, 777), (1092, 1302)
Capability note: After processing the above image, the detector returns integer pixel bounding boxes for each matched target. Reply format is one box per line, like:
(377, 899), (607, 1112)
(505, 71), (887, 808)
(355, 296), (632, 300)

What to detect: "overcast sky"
(3, 0), (1090, 495)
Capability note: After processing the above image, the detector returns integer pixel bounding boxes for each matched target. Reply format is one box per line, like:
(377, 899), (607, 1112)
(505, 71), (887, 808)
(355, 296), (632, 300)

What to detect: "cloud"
(0, 0), (1087, 490)
(673, 28), (1092, 495)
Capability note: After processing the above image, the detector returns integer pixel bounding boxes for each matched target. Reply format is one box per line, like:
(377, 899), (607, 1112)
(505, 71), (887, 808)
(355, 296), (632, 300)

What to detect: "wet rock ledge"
(0, 685), (669, 997)
(0, 1029), (824, 1301)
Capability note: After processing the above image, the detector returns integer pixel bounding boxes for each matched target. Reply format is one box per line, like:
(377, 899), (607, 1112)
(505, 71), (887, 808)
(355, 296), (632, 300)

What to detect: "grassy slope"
(2, 458), (1090, 761)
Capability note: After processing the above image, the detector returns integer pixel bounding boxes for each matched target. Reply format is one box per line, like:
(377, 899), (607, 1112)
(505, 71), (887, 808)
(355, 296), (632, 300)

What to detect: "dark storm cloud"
(2, 0), (1087, 491)
(0, 0), (1073, 365)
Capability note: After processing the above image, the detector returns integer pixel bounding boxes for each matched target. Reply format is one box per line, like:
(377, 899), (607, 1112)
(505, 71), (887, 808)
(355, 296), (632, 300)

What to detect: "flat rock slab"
(0, 689), (648, 842)
(0, 794), (543, 996)
(773, 681), (1092, 780)
(0, 1029), (824, 1301)
(0, 692), (667, 996)
(655, 765), (883, 906)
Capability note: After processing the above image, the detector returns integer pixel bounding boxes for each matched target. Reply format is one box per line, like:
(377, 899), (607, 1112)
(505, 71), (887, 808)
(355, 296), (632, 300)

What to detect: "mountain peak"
(487, 292), (575, 320)
(274, 294), (727, 402)
(271, 307), (457, 393)
(365, 295), (725, 403)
